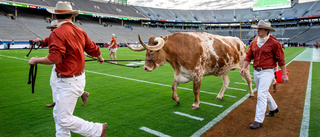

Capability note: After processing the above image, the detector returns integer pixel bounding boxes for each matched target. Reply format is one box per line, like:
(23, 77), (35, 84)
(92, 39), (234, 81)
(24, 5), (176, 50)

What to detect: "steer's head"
(126, 34), (167, 72)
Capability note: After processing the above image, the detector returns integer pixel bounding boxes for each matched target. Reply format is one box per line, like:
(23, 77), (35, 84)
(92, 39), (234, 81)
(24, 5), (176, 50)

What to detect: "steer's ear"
(163, 35), (168, 41)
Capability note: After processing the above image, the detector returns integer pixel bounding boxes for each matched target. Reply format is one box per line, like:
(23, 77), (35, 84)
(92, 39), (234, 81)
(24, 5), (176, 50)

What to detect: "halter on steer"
(145, 53), (158, 68)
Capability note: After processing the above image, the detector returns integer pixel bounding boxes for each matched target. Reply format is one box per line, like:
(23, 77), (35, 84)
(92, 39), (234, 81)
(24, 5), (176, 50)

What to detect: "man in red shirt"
(28, 1), (108, 136)
(108, 34), (117, 64)
(240, 20), (289, 129)
(34, 20), (89, 108)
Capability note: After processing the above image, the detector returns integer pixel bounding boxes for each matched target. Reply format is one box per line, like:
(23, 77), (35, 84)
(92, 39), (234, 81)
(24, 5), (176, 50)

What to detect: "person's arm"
(240, 61), (250, 76)
(28, 56), (57, 65)
(279, 65), (289, 83)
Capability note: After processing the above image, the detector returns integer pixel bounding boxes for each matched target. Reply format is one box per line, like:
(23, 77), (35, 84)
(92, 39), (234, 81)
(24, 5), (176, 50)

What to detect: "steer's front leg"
(172, 79), (180, 104)
(191, 77), (202, 109)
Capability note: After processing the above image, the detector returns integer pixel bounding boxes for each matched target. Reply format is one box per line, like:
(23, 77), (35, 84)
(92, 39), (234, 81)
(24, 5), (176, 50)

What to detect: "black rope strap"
(85, 55), (143, 68)
(26, 41), (41, 57)
(28, 65), (37, 94)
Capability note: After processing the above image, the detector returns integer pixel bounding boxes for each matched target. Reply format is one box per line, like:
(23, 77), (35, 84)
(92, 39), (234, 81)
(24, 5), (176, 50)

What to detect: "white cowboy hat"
(46, 20), (59, 29)
(47, 1), (80, 16)
(251, 20), (275, 32)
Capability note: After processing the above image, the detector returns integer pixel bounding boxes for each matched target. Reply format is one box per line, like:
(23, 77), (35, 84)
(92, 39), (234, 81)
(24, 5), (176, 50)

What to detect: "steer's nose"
(144, 66), (152, 72)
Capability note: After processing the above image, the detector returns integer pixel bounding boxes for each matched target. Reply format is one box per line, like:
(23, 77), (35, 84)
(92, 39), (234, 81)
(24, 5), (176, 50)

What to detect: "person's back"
(49, 22), (100, 75)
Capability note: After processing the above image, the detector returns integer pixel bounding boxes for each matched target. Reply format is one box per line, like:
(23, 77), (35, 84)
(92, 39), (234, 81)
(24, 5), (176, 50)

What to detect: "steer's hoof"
(191, 105), (199, 110)
(216, 96), (223, 100)
(172, 97), (180, 104)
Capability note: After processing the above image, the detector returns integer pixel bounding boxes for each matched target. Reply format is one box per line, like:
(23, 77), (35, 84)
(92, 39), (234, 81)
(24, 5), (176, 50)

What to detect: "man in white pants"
(29, 1), (108, 136)
(240, 20), (289, 129)
(35, 20), (90, 108)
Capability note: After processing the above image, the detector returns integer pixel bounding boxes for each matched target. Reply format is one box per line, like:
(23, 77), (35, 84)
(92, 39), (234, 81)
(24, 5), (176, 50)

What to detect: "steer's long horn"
(138, 34), (165, 51)
(125, 41), (146, 51)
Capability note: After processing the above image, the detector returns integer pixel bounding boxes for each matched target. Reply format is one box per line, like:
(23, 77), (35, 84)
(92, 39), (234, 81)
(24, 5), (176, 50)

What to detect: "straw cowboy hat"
(47, 1), (80, 16)
(46, 20), (59, 29)
(251, 20), (275, 32)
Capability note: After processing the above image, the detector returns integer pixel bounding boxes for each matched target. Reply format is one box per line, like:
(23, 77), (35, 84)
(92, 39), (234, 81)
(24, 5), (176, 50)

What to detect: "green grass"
(0, 47), (313, 137)
(309, 62), (320, 136)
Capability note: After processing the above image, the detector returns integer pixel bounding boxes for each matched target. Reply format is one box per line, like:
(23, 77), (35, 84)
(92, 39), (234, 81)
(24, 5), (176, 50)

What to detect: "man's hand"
(282, 75), (289, 84)
(97, 55), (104, 64)
(28, 57), (38, 65)
(34, 38), (41, 46)
(240, 68), (246, 76)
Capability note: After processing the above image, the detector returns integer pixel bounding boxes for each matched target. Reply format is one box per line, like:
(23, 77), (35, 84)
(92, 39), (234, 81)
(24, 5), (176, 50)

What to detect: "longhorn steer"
(127, 32), (253, 109)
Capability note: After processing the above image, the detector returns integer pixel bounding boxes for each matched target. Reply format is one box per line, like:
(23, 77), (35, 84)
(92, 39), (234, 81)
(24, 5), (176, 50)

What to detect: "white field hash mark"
(139, 127), (171, 137)
(200, 101), (223, 108)
(173, 111), (204, 121)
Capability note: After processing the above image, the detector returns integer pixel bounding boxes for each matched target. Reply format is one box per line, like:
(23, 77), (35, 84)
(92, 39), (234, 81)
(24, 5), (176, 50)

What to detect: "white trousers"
(254, 69), (278, 123)
(53, 73), (103, 137)
(50, 65), (57, 103)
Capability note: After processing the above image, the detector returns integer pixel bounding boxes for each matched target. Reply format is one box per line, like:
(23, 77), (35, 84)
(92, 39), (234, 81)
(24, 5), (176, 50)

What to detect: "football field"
(0, 47), (318, 137)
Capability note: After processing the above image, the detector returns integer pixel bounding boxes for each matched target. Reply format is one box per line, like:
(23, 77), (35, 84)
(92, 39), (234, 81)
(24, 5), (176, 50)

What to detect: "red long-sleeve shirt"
(40, 37), (49, 47)
(47, 22), (101, 76)
(244, 35), (285, 68)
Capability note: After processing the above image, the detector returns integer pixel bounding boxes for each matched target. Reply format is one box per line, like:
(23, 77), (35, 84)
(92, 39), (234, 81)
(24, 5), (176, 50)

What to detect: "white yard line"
(139, 127), (171, 137)
(200, 101), (223, 108)
(191, 88), (257, 137)
(173, 111), (204, 121)
(0, 54), (29, 61)
(234, 82), (254, 86)
(85, 70), (237, 98)
(227, 87), (246, 91)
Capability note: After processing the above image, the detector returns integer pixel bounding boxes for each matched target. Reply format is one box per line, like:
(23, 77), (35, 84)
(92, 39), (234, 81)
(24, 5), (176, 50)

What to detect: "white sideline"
(173, 111), (204, 121)
(299, 48), (316, 137)
(139, 127), (171, 137)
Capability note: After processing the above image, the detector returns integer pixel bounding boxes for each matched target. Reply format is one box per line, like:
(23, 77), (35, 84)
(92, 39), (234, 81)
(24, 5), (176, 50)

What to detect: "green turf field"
(0, 47), (315, 137)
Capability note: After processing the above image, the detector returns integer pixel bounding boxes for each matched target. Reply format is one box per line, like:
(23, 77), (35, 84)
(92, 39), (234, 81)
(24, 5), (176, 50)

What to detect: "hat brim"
(251, 25), (275, 32)
(46, 25), (57, 29)
(47, 8), (80, 16)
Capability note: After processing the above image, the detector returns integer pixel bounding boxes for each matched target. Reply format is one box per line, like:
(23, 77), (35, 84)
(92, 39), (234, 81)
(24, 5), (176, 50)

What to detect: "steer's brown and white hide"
(127, 32), (253, 109)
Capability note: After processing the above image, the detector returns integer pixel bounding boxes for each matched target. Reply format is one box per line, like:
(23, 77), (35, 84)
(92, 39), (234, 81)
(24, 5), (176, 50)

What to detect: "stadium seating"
(0, 1), (320, 45)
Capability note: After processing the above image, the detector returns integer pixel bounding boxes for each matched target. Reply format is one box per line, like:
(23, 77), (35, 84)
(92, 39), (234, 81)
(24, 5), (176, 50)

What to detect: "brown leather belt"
(254, 67), (274, 72)
(57, 71), (83, 78)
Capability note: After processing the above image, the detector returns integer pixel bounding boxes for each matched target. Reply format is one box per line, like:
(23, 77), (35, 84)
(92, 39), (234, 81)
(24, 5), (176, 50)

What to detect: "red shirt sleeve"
(84, 32), (101, 57)
(40, 37), (49, 47)
(47, 32), (66, 63)
(274, 40), (286, 66)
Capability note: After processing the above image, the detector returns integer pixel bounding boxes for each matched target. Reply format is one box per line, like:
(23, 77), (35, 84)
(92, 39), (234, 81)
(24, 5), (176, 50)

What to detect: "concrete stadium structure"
(0, 0), (319, 46)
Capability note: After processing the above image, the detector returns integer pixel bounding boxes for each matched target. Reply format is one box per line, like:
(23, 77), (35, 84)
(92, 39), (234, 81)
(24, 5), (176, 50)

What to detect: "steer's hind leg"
(191, 77), (202, 109)
(241, 66), (254, 98)
(216, 73), (230, 100)
(172, 79), (180, 104)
